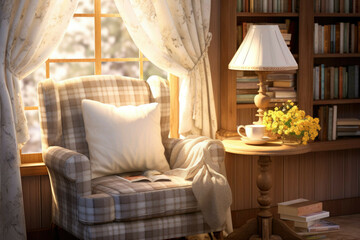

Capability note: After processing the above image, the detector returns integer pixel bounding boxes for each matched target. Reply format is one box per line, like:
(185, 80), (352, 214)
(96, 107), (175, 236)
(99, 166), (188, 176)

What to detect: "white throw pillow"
(82, 99), (170, 179)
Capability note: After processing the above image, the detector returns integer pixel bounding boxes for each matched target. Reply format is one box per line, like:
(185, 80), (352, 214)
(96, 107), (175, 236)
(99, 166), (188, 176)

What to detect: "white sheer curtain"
(114, 0), (217, 138)
(0, 0), (78, 239)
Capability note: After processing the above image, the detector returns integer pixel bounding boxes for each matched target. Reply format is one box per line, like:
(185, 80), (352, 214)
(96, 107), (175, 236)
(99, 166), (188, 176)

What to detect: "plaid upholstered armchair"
(38, 75), (227, 240)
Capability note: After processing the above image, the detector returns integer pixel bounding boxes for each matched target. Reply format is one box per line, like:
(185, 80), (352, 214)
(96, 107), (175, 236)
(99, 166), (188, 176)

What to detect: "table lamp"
(229, 25), (298, 125)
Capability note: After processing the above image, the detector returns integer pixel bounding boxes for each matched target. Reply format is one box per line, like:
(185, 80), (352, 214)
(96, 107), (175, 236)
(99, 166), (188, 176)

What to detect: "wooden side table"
(223, 137), (310, 240)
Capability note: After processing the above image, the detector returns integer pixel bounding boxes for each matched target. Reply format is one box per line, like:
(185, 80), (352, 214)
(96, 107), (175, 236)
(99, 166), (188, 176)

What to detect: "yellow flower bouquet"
(263, 100), (321, 145)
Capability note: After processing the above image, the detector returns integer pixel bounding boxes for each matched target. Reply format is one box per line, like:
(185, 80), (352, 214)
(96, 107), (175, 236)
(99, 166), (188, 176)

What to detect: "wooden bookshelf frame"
(219, 0), (360, 151)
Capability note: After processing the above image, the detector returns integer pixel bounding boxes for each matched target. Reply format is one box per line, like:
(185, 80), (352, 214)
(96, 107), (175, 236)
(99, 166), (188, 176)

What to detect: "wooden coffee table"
(223, 137), (310, 240)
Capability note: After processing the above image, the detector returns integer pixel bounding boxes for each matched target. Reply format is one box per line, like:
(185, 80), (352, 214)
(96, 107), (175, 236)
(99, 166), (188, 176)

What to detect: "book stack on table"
(278, 199), (340, 237)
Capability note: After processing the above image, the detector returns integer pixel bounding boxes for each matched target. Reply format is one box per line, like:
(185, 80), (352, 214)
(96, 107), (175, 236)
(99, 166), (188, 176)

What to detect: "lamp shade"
(228, 25), (298, 71)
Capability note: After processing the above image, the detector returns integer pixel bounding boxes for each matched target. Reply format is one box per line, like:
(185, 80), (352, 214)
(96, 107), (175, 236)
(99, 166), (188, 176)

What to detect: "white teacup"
(237, 124), (265, 140)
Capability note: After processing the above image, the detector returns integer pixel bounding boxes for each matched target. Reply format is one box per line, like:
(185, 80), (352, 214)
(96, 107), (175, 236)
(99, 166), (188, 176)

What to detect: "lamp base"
(254, 71), (271, 124)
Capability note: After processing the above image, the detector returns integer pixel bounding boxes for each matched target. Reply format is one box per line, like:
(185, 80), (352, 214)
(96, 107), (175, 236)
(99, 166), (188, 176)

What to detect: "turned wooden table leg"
(257, 156), (273, 240)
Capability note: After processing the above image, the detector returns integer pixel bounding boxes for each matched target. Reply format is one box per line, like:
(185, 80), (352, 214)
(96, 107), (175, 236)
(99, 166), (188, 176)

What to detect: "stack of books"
(236, 73), (259, 103)
(337, 118), (360, 137)
(278, 199), (339, 236)
(267, 71), (297, 102)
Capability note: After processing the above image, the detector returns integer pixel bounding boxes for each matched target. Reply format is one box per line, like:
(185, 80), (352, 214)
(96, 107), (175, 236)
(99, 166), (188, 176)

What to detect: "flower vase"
(281, 134), (301, 145)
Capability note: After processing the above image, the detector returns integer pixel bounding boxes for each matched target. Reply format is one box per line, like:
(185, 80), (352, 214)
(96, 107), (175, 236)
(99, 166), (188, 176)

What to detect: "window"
(20, 0), (167, 164)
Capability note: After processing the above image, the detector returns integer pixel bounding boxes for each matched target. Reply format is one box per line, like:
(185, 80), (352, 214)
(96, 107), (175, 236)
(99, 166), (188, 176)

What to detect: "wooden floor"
(27, 215), (360, 240)
(325, 214), (360, 240)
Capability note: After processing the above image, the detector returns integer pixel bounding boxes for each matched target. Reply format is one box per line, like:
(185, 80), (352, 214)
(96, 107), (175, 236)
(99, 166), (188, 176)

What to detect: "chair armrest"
(43, 146), (91, 183)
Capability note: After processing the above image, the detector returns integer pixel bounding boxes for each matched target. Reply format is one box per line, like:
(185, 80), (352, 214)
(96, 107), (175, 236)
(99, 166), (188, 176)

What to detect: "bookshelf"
(219, 0), (360, 150)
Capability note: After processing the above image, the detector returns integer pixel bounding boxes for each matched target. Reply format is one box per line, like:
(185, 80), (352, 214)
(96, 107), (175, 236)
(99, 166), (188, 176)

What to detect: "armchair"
(38, 75), (227, 240)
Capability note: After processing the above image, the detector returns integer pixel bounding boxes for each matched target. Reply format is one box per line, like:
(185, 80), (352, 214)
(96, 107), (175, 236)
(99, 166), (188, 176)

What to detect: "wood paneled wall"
(225, 149), (360, 227)
(22, 176), (52, 231)
(226, 149), (360, 211)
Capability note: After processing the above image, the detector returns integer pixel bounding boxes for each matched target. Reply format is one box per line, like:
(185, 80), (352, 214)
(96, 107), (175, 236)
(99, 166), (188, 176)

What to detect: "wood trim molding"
(20, 163), (47, 177)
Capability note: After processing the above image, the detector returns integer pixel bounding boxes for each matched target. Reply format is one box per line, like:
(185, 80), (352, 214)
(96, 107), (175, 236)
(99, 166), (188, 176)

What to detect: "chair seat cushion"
(80, 175), (199, 224)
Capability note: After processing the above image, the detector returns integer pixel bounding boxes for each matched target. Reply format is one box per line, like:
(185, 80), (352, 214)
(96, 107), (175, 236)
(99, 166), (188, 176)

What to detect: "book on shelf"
(278, 199), (323, 217)
(236, 75), (259, 82)
(280, 211), (330, 223)
(337, 118), (360, 125)
(237, 89), (259, 94)
(313, 66), (320, 100)
(337, 117), (360, 137)
(237, 81), (259, 89)
(312, 4), (360, 19)
(237, 0), (299, 13)
(118, 170), (171, 183)
(313, 65), (359, 100)
(266, 91), (275, 98)
(274, 90), (297, 98)
(317, 105), (338, 141)
(332, 105), (337, 141)
(268, 87), (295, 92)
(236, 94), (256, 103)
(272, 80), (295, 88)
(267, 71), (296, 80)
(314, 22), (359, 54)
(327, 106), (333, 141)
(337, 125), (360, 132)
(295, 219), (340, 235)
(337, 130), (360, 136)
(270, 97), (297, 103)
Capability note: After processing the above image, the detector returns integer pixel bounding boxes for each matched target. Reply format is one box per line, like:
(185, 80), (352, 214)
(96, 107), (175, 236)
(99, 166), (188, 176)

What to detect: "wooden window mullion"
(94, 0), (102, 75)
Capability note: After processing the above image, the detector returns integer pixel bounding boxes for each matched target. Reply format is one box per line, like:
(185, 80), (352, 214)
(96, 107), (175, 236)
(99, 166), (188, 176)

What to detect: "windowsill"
(20, 162), (48, 177)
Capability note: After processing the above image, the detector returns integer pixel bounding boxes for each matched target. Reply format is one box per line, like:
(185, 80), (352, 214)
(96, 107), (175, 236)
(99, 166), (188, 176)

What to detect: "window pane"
(102, 62), (139, 78)
(50, 62), (94, 80)
(75, 0), (94, 13)
(101, 0), (118, 14)
(51, 17), (95, 59)
(22, 110), (41, 153)
(143, 61), (167, 80)
(101, 17), (138, 58)
(20, 66), (46, 106)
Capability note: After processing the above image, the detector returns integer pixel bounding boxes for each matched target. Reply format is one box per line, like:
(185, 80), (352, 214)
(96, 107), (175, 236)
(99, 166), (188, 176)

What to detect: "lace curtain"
(114, 0), (218, 138)
(0, 0), (78, 238)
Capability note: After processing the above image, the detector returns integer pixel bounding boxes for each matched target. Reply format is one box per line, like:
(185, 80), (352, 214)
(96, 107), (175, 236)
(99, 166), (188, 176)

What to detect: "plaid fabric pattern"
(78, 193), (115, 224)
(38, 75), (224, 239)
(91, 175), (197, 222)
(147, 76), (170, 140)
(38, 79), (62, 149)
(82, 212), (215, 240)
(44, 146), (91, 188)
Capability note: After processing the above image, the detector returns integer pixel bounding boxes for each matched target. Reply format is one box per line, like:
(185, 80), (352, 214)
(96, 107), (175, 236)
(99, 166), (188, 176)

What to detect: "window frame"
(20, 0), (179, 176)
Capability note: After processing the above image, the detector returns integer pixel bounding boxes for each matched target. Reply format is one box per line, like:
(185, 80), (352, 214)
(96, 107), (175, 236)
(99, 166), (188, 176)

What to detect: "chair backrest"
(38, 75), (170, 157)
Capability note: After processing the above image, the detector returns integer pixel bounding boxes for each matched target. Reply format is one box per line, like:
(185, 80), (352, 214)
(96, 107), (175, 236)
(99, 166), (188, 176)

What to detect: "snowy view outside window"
(20, 0), (166, 153)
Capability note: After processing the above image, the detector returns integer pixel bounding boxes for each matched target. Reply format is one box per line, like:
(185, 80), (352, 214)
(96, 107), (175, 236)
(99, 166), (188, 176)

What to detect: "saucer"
(241, 136), (270, 145)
